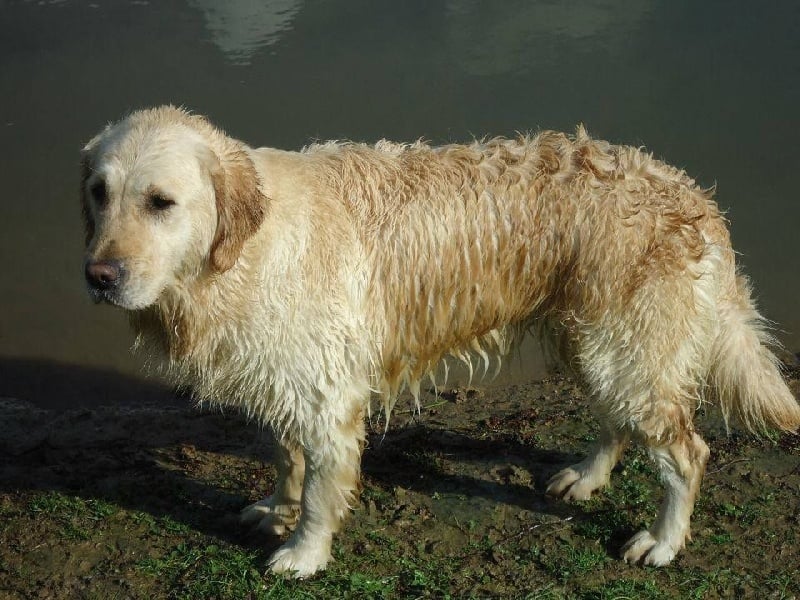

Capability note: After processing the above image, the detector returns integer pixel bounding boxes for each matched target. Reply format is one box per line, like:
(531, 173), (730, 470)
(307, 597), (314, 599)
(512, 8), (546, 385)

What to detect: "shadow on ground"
(0, 357), (582, 551)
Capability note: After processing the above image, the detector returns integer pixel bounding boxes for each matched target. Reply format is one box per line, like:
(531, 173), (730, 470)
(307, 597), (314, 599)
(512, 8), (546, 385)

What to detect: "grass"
(26, 491), (116, 541)
(130, 510), (193, 536)
(538, 542), (608, 584)
(28, 491), (115, 520)
(579, 578), (667, 600)
(137, 542), (267, 600)
(7, 477), (800, 600)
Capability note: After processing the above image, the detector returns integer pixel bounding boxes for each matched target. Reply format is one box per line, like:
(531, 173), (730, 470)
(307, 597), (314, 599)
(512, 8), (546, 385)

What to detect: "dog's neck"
(129, 258), (256, 362)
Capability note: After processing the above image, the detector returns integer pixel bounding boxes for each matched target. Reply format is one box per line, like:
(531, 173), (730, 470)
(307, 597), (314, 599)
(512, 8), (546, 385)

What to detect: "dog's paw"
(621, 530), (677, 566)
(240, 497), (301, 536)
(268, 539), (330, 579)
(546, 467), (601, 501)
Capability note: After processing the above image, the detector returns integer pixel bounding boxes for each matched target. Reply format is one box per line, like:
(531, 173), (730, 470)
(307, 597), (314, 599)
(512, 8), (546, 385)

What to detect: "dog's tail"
(710, 275), (800, 434)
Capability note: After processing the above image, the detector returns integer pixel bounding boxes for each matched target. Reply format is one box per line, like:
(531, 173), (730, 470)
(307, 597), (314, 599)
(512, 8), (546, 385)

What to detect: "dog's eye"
(90, 181), (107, 207)
(149, 193), (175, 211)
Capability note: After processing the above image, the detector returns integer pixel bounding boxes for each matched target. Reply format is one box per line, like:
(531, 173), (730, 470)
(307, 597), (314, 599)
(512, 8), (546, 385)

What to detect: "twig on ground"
(706, 458), (751, 476)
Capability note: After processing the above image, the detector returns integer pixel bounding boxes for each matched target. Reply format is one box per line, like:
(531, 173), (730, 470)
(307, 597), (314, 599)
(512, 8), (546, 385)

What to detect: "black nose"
(85, 259), (123, 290)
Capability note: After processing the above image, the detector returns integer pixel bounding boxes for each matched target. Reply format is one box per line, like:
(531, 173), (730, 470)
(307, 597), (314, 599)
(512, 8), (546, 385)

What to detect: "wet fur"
(81, 106), (800, 577)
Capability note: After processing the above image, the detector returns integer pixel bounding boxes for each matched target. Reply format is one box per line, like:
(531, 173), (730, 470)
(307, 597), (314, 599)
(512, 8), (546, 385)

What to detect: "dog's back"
(309, 130), (747, 415)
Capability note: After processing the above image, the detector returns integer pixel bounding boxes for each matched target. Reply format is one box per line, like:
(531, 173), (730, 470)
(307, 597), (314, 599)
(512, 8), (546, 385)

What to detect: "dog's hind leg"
(241, 438), (305, 535)
(582, 335), (711, 566)
(622, 428), (709, 566)
(546, 423), (629, 501)
(268, 402), (366, 578)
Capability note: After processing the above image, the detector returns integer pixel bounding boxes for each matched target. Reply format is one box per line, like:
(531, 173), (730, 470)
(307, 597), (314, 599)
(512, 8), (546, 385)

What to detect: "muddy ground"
(1, 365), (799, 599)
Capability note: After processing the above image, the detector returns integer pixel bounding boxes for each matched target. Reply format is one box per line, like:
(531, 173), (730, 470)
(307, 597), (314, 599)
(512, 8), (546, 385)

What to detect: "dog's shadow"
(0, 357), (587, 553)
(362, 423), (578, 513)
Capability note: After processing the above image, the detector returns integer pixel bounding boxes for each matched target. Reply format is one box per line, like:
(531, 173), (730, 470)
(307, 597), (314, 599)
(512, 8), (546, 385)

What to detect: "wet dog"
(81, 106), (800, 577)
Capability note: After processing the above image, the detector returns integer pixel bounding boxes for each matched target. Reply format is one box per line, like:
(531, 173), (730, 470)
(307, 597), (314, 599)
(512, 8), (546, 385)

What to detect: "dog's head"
(80, 106), (266, 309)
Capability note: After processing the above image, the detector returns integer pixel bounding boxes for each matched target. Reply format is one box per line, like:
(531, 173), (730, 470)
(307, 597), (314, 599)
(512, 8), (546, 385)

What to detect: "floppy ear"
(208, 148), (267, 272)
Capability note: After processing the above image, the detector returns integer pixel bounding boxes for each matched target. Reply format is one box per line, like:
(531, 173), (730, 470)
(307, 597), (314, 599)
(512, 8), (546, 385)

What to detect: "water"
(1, 0), (798, 407)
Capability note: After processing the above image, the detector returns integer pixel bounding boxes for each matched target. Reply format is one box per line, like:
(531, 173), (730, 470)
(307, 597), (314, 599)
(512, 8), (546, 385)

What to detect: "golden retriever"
(81, 106), (800, 578)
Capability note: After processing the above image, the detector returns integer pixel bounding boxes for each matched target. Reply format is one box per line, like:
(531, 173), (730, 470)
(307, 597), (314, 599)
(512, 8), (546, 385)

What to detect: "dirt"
(1, 366), (799, 599)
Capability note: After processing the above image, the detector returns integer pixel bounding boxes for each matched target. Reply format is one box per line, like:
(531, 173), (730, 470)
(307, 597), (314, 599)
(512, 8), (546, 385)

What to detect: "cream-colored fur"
(81, 106), (800, 577)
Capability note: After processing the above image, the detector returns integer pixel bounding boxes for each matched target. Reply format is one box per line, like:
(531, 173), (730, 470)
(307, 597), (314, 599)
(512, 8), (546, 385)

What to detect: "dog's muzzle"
(85, 259), (125, 304)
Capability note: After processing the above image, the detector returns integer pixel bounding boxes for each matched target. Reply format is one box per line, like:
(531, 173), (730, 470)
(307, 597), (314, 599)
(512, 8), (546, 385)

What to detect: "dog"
(81, 106), (800, 578)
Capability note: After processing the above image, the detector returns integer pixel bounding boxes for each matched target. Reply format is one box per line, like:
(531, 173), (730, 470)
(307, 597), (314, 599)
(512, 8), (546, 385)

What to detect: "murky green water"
(1, 0), (798, 406)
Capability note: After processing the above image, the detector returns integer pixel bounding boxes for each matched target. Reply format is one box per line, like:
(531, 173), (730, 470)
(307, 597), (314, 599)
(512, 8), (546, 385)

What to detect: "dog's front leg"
(267, 407), (365, 578)
(241, 438), (305, 535)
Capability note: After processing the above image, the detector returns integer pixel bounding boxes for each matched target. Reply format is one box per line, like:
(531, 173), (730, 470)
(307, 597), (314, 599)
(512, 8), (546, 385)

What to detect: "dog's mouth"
(88, 286), (121, 306)
(86, 276), (163, 311)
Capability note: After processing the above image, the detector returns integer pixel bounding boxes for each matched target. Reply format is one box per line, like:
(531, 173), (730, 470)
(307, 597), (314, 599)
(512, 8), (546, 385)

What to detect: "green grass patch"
(539, 541), (608, 584)
(714, 501), (761, 526)
(129, 511), (192, 536)
(137, 542), (266, 600)
(579, 577), (667, 600)
(26, 491), (117, 541)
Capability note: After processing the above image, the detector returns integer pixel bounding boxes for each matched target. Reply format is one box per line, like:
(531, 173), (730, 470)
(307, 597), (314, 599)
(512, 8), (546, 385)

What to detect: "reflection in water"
(189, 0), (301, 64)
(445, 0), (654, 75)
(186, 0), (655, 74)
